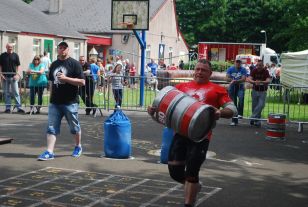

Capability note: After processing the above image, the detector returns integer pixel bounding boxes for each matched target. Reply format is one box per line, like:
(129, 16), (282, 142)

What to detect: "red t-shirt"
(129, 66), (136, 76)
(168, 66), (177, 70)
(175, 81), (232, 108)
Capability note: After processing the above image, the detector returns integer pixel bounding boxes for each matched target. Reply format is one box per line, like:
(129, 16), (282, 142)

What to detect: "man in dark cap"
(38, 41), (85, 161)
(226, 59), (247, 126)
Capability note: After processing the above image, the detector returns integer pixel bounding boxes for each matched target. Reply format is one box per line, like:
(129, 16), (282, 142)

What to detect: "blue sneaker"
(38, 151), (54, 161)
(72, 146), (82, 157)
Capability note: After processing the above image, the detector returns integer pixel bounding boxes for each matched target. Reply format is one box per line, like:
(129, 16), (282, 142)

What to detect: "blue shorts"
(46, 103), (81, 135)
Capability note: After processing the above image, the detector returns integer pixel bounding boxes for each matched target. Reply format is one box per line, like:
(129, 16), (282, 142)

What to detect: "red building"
(87, 35), (112, 66)
(198, 42), (262, 62)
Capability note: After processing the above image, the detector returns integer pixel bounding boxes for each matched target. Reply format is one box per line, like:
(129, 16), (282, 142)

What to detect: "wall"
(111, 33), (140, 69)
(0, 32), (86, 76)
(18, 35), (35, 71)
(147, 0), (188, 66)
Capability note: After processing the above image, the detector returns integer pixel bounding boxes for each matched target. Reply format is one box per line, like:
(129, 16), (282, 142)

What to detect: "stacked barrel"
(266, 113), (286, 141)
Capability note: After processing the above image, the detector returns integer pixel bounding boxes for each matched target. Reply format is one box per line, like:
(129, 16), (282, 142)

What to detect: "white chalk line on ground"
(86, 178), (150, 207)
(195, 187), (222, 206)
(208, 157), (263, 166)
(0, 123), (34, 127)
(30, 174), (115, 207)
(0, 167), (223, 207)
(148, 149), (263, 167)
(140, 183), (183, 207)
(0, 168), (80, 202)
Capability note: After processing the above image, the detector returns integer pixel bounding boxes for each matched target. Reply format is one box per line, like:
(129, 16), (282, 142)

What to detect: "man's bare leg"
(74, 132), (81, 146)
(184, 181), (200, 206)
(46, 134), (56, 153)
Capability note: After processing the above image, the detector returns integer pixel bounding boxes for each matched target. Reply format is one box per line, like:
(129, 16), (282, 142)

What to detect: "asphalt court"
(1, 110), (308, 207)
(0, 167), (221, 207)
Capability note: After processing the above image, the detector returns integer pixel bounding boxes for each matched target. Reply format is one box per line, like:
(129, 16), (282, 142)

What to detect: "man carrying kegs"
(148, 59), (237, 207)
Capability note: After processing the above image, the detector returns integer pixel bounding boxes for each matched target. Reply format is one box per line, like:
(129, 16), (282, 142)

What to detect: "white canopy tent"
(281, 50), (308, 88)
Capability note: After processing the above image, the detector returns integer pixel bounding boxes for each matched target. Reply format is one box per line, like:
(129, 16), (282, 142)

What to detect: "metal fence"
(242, 84), (308, 132)
(1, 74), (308, 131)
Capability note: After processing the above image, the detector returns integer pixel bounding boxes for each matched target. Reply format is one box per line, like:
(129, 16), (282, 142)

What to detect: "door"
(218, 48), (226, 62)
(44, 39), (53, 61)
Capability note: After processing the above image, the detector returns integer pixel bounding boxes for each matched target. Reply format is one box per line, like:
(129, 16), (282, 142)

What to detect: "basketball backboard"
(111, 0), (149, 30)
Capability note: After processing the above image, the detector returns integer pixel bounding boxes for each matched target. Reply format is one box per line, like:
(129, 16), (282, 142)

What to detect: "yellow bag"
(32, 73), (38, 80)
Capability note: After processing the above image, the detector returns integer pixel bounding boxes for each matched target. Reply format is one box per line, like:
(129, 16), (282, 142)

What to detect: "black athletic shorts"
(168, 133), (210, 175)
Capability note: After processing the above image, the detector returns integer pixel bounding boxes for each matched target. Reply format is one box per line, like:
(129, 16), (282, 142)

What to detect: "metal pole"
(0, 31), (3, 53)
(264, 31), (267, 47)
(139, 31), (146, 106)
(260, 30), (267, 48)
(133, 30), (146, 106)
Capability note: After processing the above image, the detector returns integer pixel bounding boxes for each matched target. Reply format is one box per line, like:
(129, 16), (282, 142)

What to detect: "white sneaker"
(230, 122), (237, 126)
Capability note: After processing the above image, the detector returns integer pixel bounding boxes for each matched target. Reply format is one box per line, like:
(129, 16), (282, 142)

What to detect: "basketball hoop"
(117, 22), (135, 30)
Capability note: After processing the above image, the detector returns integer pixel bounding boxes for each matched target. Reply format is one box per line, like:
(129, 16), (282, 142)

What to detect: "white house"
(0, 0), (87, 73)
(31, 0), (189, 69)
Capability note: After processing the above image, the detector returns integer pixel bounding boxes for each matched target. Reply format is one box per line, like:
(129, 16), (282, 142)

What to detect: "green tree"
(256, 0), (287, 52)
(176, 0), (308, 52)
(176, 0), (227, 46)
(276, 0), (308, 51)
(224, 0), (264, 43)
(195, 0), (227, 42)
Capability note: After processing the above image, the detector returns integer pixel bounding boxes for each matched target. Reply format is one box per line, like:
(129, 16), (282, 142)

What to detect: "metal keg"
(152, 86), (216, 142)
(180, 102), (216, 142)
(152, 86), (181, 125)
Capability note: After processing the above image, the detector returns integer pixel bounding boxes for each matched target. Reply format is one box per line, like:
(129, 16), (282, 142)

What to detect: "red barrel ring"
(179, 102), (202, 137)
(156, 90), (181, 124)
(266, 130), (285, 138)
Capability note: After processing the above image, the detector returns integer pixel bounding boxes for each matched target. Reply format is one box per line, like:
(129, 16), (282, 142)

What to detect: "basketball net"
(117, 22), (135, 30)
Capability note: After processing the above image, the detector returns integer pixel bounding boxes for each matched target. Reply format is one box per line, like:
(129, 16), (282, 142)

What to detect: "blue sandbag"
(104, 109), (131, 158)
(160, 127), (174, 164)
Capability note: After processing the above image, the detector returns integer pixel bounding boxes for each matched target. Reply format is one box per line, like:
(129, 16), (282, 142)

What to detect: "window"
(8, 36), (18, 52)
(179, 51), (186, 60)
(33, 39), (41, 57)
(168, 47), (173, 65)
(146, 45), (151, 63)
(270, 55), (278, 64)
(54, 40), (60, 60)
(73, 42), (80, 60)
